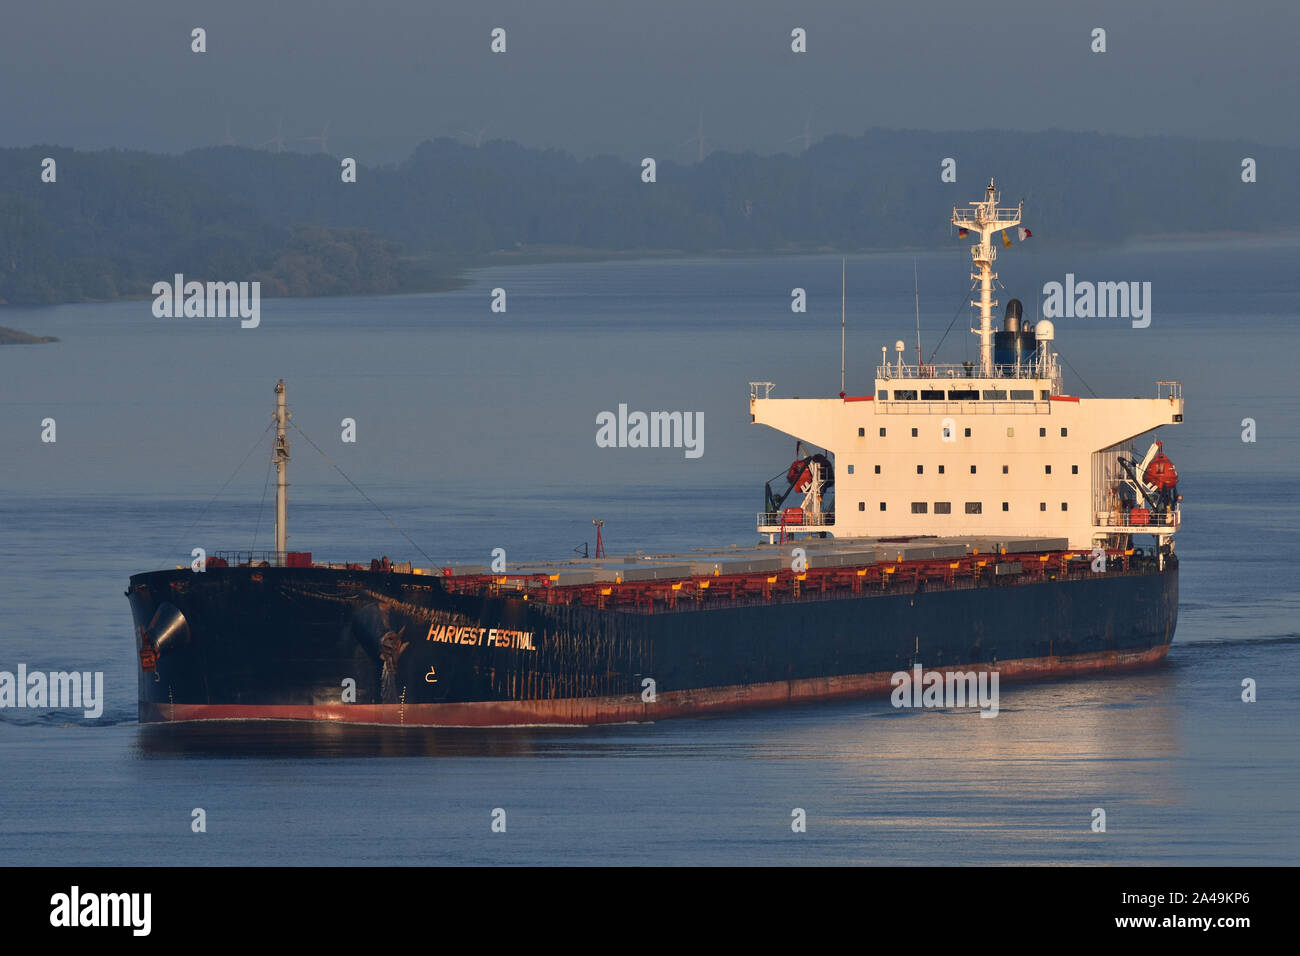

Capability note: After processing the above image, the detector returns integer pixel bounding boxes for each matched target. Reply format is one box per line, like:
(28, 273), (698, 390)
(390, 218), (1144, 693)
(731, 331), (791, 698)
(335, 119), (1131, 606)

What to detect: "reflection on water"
(134, 658), (1186, 762)
(134, 721), (662, 759)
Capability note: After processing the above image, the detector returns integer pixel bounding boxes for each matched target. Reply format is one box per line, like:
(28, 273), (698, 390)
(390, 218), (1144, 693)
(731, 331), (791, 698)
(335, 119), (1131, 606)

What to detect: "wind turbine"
(296, 120), (332, 154)
(678, 109), (709, 163)
(454, 126), (490, 148)
(786, 116), (812, 154)
(259, 118), (286, 154)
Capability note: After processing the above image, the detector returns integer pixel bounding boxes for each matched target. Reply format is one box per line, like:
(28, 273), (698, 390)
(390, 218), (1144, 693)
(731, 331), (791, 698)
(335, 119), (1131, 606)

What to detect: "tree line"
(0, 129), (1294, 305)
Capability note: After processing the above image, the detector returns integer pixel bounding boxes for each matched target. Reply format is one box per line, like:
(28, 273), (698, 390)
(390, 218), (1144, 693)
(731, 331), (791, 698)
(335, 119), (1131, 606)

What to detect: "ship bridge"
(750, 181), (1184, 558)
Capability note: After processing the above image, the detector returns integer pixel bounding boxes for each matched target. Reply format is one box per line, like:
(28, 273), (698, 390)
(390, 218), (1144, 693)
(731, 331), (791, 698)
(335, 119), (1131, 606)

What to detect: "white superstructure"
(751, 181), (1183, 556)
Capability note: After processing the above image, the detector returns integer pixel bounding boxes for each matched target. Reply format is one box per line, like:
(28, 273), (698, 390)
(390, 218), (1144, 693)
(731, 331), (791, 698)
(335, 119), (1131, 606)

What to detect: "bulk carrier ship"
(128, 182), (1184, 726)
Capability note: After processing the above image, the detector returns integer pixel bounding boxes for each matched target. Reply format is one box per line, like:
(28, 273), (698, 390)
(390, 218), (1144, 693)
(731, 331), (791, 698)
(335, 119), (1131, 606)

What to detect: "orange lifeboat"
(1143, 441), (1178, 490)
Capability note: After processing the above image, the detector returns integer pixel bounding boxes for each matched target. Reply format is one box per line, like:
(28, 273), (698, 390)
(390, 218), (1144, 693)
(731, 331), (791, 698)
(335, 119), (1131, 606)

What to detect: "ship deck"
(197, 535), (1168, 614)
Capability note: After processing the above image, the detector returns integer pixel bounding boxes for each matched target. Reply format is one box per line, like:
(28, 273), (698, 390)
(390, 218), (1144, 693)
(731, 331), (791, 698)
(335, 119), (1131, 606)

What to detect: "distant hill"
(1, 129), (1295, 305)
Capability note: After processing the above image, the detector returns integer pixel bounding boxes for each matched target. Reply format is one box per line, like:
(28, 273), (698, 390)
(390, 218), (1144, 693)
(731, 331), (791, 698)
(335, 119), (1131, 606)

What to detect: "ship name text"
(426, 624), (536, 651)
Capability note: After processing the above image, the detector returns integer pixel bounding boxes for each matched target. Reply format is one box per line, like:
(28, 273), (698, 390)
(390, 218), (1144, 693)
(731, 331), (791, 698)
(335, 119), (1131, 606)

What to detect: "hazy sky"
(3, 0), (1296, 161)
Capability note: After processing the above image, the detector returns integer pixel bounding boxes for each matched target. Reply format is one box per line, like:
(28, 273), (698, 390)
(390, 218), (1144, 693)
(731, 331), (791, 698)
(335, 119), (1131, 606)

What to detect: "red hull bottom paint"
(139, 644), (1171, 727)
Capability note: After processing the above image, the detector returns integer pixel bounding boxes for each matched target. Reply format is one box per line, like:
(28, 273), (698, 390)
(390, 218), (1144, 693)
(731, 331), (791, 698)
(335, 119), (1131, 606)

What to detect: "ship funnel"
(1003, 298), (1023, 332)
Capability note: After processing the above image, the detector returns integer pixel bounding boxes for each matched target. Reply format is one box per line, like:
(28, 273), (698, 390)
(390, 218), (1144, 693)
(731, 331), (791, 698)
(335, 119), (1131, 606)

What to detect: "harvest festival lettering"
(426, 624), (536, 651)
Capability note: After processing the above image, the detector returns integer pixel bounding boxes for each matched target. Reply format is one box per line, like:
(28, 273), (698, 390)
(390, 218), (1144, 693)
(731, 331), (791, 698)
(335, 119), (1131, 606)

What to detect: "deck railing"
(756, 511), (834, 529)
(210, 550), (287, 567)
(876, 363), (1048, 380)
(1094, 509), (1179, 529)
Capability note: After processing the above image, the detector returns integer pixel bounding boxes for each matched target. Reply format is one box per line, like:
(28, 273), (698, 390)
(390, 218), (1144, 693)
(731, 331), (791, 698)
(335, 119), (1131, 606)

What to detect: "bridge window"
(1010, 389), (1034, 400)
(921, 389), (944, 400)
(1040, 390), (1050, 399)
(982, 389), (1007, 400)
(948, 389), (979, 400)
(965, 502), (982, 514)
(911, 502), (928, 514)
(877, 390), (888, 400)
(934, 502), (952, 514)
(894, 389), (917, 400)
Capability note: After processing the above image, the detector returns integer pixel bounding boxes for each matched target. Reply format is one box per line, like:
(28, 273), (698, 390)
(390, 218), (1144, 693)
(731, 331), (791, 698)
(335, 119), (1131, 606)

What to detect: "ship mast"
(951, 180), (1022, 375)
(273, 380), (290, 560)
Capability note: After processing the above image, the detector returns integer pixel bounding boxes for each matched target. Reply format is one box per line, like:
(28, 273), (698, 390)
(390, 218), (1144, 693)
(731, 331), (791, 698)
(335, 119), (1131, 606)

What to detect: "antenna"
(913, 258), (922, 367)
(840, 257), (846, 394)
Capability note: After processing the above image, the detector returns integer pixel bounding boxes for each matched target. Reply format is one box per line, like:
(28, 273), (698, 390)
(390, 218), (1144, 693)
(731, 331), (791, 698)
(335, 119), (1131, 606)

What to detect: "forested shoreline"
(1, 128), (1294, 307)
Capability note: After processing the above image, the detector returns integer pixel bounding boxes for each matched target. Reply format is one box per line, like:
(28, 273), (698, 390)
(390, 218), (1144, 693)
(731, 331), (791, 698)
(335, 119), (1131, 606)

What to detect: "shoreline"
(0, 325), (59, 345)
(1, 229), (1296, 318)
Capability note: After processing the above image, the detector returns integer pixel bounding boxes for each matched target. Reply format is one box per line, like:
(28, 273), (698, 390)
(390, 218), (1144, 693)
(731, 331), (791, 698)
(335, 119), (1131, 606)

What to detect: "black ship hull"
(128, 556), (1178, 726)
